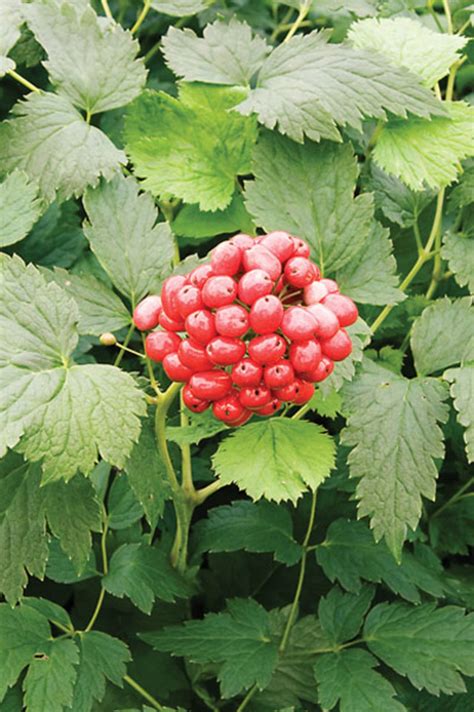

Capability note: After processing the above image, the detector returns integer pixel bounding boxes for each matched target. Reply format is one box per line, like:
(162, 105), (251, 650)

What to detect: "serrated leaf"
(441, 233), (474, 294)
(0, 93), (125, 203)
(0, 170), (42, 248)
(315, 648), (406, 712)
(316, 519), (446, 603)
(107, 474), (144, 530)
(166, 408), (228, 446)
(348, 17), (466, 87)
(212, 419), (335, 504)
(142, 598), (279, 698)
(23, 598), (73, 633)
(192, 500), (302, 565)
(0, 254), (146, 482)
(308, 389), (342, 419)
(245, 132), (374, 273)
(448, 162), (474, 212)
(318, 585), (375, 645)
(0, 0), (23, 76)
(364, 163), (434, 228)
(364, 603), (474, 695)
(83, 174), (174, 304)
(410, 297), (474, 376)
(103, 543), (191, 614)
(23, 637), (79, 712)
(152, 0), (207, 15)
(25, 0), (146, 114)
(70, 631), (130, 712)
(172, 193), (255, 239)
(162, 19), (269, 85)
(125, 85), (257, 212)
(374, 102), (474, 191)
(336, 221), (405, 305)
(318, 318), (371, 396)
(444, 366), (474, 463)
(342, 359), (449, 559)
(45, 539), (98, 584)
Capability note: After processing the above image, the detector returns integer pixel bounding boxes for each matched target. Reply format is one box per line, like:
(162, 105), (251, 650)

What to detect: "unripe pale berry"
(211, 242), (242, 276)
(215, 304), (249, 337)
(248, 333), (287, 364)
(238, 269), (273, 305)
(100, 332), (117, 346)
(239, 385), (273, 409)
(206, 336), (246, 366)
(202, 275), (237, 308)
(281, 306), (318, 341)
(249, 295), (284, 334)
(162, 352), (193, 381)
(189, 371), (232, 401)
(322, 293), (358, 327)
(133, 295), (162, 331)
(185, 310), (217, 344)
(145, 330), (181, 362)
(231, 358), (263, 387)
(284, 257), (315, 288)
(306, 303), (340, 339)
(260, 231), (295, 262)
(161, 275), (187, 320)
(176, 285), (203, 319)
(178, 338), (213, 371)
(243, 245), (282, 281)
(321, 329), (352, 361)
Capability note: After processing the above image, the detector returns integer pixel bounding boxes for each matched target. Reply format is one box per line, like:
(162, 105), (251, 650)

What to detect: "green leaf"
(103, 543), (191, 614)
(430, 496), (474, 556)
(45, 539), (98, 584)
(162, 19), (269, 85)
(364, 603), (474, 695)
(244, 132), (374, 273)
(23, 637), (79, 712)
(0, 0), (23, 76)
(83, 174), (174, 304)
(142, 598), (279, 698)
(0, 254), (146, 482)
(336, 221), (405, 305)
(23, 598), (73, 633)
(212, 419), (335, 504)
(70, 631), (130, 712)
(172, 193), (255, 239)
(0, 170), (42, 248)
(444, 366), (474, 463)
(364, 163), (434, 228)
(348, 17), (467, 87)
(166, 408), (228, 447)
(25, 0), (146, 114)
(43, 475), (102, 573)
(0, 93), (125, 203)
(308, 389), (342, 419)
(318, 585), (374, 645)
(373, 102), (474, 191)
(192, 500), (302, 565)
(448, 162), (474, 212)
(318, 318), (371, 396)
(315, 648), (406, 712)
(441, 233), (474, 294)
(125, 84), (257, 212)
(410, 297), (474, 376)
(0, 685), (22, 712)
(151, 0), (207, 15)
(107, 474), (144, 530)
(0, 603), (50, 702)
(317, 519), (446, 604)
(342, 359), (449, 559)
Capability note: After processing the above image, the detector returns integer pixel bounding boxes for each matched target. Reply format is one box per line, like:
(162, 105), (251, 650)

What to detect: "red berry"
(161, 275), (187, 320)
(238, 269), (273, 305)
(255, 398), (282, 416)
(215, 304), (249, 337)
(202, 275), (237, 308)
(145, 330), (181, 362)
(260, 231), (295, 262)
(284, 257), (315, 288)
(133, 295), (162, 331)
(183, 384), (209, 413)
(273, 380), (299, 402)
(289, 339), (322, 372)
(178, 338), (213, 371)
(213, 390), (247, 423)
(248, 333), (287, 364)
(189, 264), (213, 289)
(292, 379), (315, 404)
(292, 238), (310, 257)
(304, 356), (334, 382)
(239, 385), (273, 409)
(159, 311), (185, 332)
(206, 336), (246, 366)
(185, 310), (217, 344)
(322, 294), (358, 327)
(243, 245), (282, 281)
(229, 233), (254, 250)
(211, 242), (242, 276)
(321, 329), (352, 361)
(264, 360), (295, 388)
(189, 371), (232, 401)
(228, 409), (252, 426)
(163, 352), (193, 382)
(176, 285), (203, 319)
(306, 303), (340, 339)
(231, 358), (263, 387)
(303, 281), (329, 305)
(320, 278), (339, 294)
(249, 295), (284, 334)
(281, 306), (318, 341)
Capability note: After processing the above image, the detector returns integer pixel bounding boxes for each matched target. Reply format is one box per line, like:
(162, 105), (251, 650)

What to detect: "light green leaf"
(172, 193), (255, 239)
(348, 17), (467, 87)
(410, 297), (474, 376)
(25, 0), (146, 114)
(444, 366), (474, 463)
(142, 598), (279, 698)
(162, 19), (269, 85)
(308, 389), (342, 419)
(318, 318), (371, 396)
(364, 603), (474, 695)
(441, 233), (474, 294)
(318, 586), (374, 645)
(0, 92), (125, 202)
(125, 84), (257, 212)
(336, 221), (405, 305)
(83, 174), (174, 304)
(166, 408), (228, 446)
(23, 637), (79, 712)
(364, 163), (434, 228)
(316, 519), (446, 604)
(448, 162), (474, 212)
(192, 500), (302, 565)
(0, 0), (23, 76)
(103, 543), (191, 614)
(244, 132), (374, 273)
(342, 359), (449, 559)
(23, 598), (73, 633)
(0, 254), (146, 482)
(0, 170), (42, 248)
(152, 0), (207, 15)
(107, 474), (144, 530)
(373, 102), (474, 191)
(70, 631), (130, 712)
(315, 648), (406, 712)
(212, 419), (335, 504)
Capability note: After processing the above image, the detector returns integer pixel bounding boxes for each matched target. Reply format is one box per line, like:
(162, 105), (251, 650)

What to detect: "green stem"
(236, 685), (258, 712)
(124, 674), (165, 711)
(180, 398), (194, 497)
(101, 0), (113, 19)
(283, 0), (311, 43)
(443, 0), (453, 33)
(113, 323), (135, 367)
(270, 6), (294, 41)
(194, 478), (226, 505)
(144, 40), (162, 64)
(7, 69), (41, 93)
(131, 0), (151, 34)
(141, 334), (161, 395)
(84, 508), (109, 633)
(154, 383), (182, 493)
(431, 476), (474, 520)
(291, 402), (313, 421)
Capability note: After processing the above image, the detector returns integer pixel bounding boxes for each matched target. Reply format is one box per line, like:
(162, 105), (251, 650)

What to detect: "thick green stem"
(84, 507), (109, 633)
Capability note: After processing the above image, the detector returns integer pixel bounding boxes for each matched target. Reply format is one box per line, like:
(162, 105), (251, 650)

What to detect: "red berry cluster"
(133, 232), (358, 426)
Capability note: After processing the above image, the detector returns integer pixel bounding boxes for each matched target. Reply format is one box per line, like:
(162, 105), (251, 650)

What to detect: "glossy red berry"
(319, 278), (339, 294)
(322, 293), (358, 327)
(133, 295), (162, 331)
(306, 303), (340, 340)
(249, 295), (284, 334)
(303, 281), (329, 305)
(292, 238), (310, 257)
(304, 356), (334, 382)
(289, 339), (322, 373)
(145, 330), (181, 362)
(284, 257), (315, 288)
(231, 358), (263, 387)
(176, 285), (203, 319)
(206, 336), (246, 366)
(182, 384), (209, 413)
(228, 409), (253, 426)
(188, 264), (213, 289)
(248, 333), (287, 364)
(260, 231), (295, 262)
(281, 306), (318, 341)
(273, 380), (299, 402)
(178, 338), (213, 371)
(211, 242), (242, 276)
(215, 304), (249, 337)
(264, 360), (295, 388)
(185, 310), (217, 344)
(229, 233), (254, 250)
(239, 385), (273, 409)
(242, 245), (282, 281)
(202, 275), (237, 308)
(292, 379), (315, 404)
(189, 371), (232, 401)
(213, 390), (247, 423)
(238, 269), (273, 305)
(159, 311), (185, 332)
(321, 329), (352, 361)
(161, 275), (187, 320)
(255, 398), (282, 416)
(162, 352), (193, 382)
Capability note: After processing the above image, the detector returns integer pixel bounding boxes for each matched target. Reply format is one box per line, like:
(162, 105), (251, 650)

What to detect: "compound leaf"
(0, 170), (42, 248)
(444, 366), (474, 463)
(23, 637), (79, 712)
(107, 474), (144, 530)
(318, 585), (375, 645)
